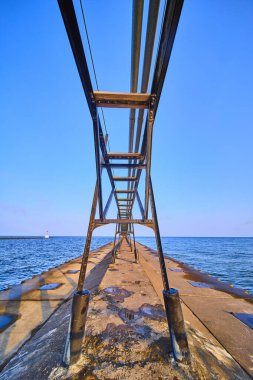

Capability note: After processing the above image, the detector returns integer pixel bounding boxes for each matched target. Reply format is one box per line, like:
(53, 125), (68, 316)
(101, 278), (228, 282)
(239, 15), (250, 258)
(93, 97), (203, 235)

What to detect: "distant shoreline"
(0, 236), (45, 240)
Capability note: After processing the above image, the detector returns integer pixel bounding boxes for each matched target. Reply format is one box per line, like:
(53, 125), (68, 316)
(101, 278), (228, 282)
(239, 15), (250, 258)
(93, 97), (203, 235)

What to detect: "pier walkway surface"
(0, 241), (252, 379)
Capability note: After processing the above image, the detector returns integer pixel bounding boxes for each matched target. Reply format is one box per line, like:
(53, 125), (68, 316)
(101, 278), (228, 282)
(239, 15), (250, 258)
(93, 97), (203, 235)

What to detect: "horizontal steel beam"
(115, 190), (135, 194)
(107, 152), (144, 160)
(101, 163), (145, 169)
(93, 91), (152, 109)
(113, 176), (138, 181)
(94, 219), (154, 228)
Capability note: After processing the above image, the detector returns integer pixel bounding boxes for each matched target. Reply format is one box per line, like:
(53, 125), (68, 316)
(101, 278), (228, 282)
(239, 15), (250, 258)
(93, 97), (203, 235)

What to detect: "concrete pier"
(0, 242), (114, 370)
(0, 241), (252, 379)
(137, 242), (253, 379)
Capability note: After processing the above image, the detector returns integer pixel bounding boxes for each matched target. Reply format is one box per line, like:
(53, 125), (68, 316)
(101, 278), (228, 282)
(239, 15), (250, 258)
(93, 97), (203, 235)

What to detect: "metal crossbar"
(58, 0), (190, 367)
(93, 91), (152, 109)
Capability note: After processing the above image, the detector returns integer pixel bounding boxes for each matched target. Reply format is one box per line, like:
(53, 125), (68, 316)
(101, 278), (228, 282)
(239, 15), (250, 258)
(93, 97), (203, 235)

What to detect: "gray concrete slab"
(137, 242), (253, 378)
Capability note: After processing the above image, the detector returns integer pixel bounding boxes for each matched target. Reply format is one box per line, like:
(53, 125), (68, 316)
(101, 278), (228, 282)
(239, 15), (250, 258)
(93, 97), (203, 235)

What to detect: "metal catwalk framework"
(58, 0), (190, 366)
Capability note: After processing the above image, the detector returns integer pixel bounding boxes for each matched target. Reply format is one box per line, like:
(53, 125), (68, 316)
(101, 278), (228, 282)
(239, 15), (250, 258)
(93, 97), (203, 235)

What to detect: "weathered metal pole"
(144, 102), (155, 219)
(62, 290), (90, 366)
(134, 0), (160, 155)
(129, 0), (144, 153)
(93, 111), (103, 220)
(132, 223), (138, 263)
(149, 178), (190, 363)
(63, 181), (98, 365)
(112, 225), (118, 263)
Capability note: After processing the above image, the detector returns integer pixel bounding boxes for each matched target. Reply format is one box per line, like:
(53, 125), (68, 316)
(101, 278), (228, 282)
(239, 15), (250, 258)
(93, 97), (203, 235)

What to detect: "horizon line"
(1, 235), (252, 239)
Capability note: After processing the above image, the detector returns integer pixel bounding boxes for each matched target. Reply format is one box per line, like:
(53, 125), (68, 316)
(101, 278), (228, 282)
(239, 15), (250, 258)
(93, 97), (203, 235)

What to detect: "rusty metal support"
(136, 190), (144, 219)
(144, 102), (155, 219)
(93, 91), (151, 109)
(134, 0), (161, 155)
(103, 188), (114, 218)
(149, 178), (190, 362)
(163, 288), (191, 363)
(128, 0), (144, 191)
(115, 190), (135, 194)
(149, 178), (169, 291)
(113, 176), (138, 182)
(112, 225), (119, 263)
(102, 163), (145, 169)
(93, 111), (103, 219)
(63, 179), (98, 366)
(77, 185), (98, 292)
(132, 223), (138, 263)
(63, 290), (90, 366)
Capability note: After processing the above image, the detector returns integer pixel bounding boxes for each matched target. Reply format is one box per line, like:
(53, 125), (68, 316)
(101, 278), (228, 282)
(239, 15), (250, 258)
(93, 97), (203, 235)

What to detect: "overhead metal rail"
(58, 0), (190, 367)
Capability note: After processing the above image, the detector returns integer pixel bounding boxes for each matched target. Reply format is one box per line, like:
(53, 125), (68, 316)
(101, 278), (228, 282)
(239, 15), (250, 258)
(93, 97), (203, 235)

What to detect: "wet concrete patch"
(177, 260), (253, 302)
(119, 308), (139, 323)
(0, 284), (38, 300)
(66, 269), (79, 274)
(148, 337), (171, 360)
(39, 283), (62, 291)
(169, 268), (184, 272)
(134, 324), (152, 337)
(139, 304), (166, 321)
(104, 322), (134, 336)
(0, 314), (19, 332)
(188, 281), (212, 289)
(102, 322), (152, 342)
(103, 287), (132, 303)
(233, 313), (253, 329)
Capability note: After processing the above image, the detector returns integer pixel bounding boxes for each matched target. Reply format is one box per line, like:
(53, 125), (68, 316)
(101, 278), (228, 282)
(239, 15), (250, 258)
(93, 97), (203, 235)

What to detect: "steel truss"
(58, 0), (190, 366)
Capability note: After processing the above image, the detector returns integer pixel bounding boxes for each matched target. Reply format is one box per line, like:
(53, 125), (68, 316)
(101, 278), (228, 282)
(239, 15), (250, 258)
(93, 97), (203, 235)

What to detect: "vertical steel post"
(149, 178), (169, 291)
(77, 185), (98, 292)
(128, 0), (144, 196)
(144, 101), (155, 219)
(149, 178), (190, 363)
(63, 289), (90, 366)
(132, 223), (138, 263)
(112, 224), (118, 263)
(125, 235), (131, 248)
(93, 111), (103, 220)
(129, 233), (132, 251)
(63, 182), (98, 366)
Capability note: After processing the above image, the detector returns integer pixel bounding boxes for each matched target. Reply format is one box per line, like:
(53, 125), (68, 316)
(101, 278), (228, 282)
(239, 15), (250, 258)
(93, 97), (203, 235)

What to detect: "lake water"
(137, 237), (253, 294)
(0, 236), (252, 294)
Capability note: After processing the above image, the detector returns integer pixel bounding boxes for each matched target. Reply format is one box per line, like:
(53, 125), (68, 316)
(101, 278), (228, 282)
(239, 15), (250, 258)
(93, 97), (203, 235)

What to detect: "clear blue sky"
(1, 0), (253, 237)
